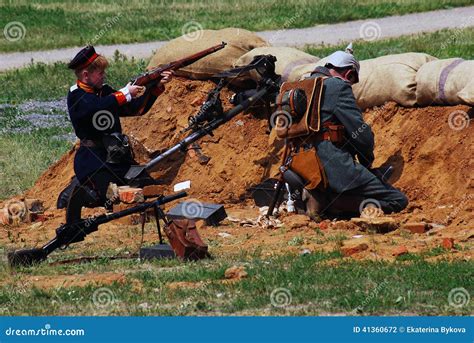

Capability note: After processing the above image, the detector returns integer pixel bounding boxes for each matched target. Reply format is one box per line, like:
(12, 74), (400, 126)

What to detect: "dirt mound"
(2, 77), (471, 263)
(367, 102), (473, 228)
(25, 77), (282, 208)
(25, 79), (472, 225)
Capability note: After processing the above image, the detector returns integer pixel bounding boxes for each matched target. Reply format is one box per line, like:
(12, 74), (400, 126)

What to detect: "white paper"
(173, 180), (191, 192)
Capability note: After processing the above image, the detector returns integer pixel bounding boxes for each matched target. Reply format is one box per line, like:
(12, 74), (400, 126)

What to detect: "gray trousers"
(304, 176), (408, 217)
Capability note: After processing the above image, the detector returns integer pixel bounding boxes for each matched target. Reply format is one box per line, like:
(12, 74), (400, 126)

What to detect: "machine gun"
(130, 42), (226, 88)
(125, 54), (281, 181)
(8, 191), (187, 268)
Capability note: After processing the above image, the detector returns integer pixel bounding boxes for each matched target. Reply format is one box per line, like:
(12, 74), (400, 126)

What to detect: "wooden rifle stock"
(131, 42), (227, 87)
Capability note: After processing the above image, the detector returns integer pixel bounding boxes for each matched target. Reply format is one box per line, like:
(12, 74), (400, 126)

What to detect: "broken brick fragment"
(401, 222), (431, 234)
(442, 238), (455, 250)
(341, 243), (369, 257)
(118, 187), (144, 204)
(392, 245), (409, 257)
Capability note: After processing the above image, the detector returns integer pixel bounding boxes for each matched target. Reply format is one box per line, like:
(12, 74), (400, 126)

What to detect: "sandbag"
(352, 53), (437, 109)
(234, 47), (319, 82)
(148, 28), (269, 79)
(416, 58), (474, 106)
(286, 57), (332, 82)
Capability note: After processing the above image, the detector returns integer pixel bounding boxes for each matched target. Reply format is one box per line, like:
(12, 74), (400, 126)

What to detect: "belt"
(80, 139), (102, 148)
(312, 131), (332, 142)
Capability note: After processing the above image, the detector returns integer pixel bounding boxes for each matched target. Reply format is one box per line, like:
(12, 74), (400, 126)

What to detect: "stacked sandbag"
(352, 53), (437, 109)
(416, 58), (474, 106)
(148, 28), (269, 79)
(285, 56), (335, 82)
(234, 47), (319, 82)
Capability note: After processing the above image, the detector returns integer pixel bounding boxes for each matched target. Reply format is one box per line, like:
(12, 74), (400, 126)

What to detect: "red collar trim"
(77, 80), (96, 93)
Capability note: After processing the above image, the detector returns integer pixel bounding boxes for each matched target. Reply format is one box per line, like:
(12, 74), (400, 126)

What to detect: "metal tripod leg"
(153, 204), (164, 245)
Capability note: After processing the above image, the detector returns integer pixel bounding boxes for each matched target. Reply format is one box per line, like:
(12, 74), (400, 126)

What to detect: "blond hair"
(74, 55), (109, 78)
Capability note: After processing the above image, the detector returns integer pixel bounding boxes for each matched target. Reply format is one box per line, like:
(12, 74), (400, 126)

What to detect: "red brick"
(118, 187), (144, 204)
(401, 222), (431, 234)
(319, 221), (330, 230)
(442, 238), (455, 250)
(392, 245), (409, 257)
(341, 243), (369, 257)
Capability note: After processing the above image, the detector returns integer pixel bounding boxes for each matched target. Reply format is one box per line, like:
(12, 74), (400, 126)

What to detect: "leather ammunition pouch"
(102, 133), (133, 164)
(163, 219), (209, 260)
(287, 147), (328, 191)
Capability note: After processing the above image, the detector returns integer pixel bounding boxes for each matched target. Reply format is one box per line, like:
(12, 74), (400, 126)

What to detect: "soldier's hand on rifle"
(159, 71), (173, 84)
(125, 83), (146, 99)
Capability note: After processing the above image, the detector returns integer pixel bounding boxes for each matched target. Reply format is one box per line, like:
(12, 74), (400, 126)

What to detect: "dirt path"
(1, 6), (473, 71)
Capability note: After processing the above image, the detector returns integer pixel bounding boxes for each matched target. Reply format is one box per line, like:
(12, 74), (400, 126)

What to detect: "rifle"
(8, 191), (187, 268)
(130, 42), (227, 88)
(125, 54), (281, 181)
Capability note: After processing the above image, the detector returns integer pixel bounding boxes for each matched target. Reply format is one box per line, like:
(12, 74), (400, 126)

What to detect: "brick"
(442, 238), (455, 250)
(401, 222), (431, 234)
(341, 243), (369, 257)
(392, 245), (409, 257)
(318, 220), (330, 230)
(118, 187), (144, 204)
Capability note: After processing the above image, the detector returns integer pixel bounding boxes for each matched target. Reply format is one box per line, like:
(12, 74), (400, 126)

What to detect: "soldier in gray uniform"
(304, 45), (408, 217)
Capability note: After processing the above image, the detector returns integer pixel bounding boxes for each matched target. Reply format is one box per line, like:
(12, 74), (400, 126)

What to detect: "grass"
(0, 0), (472, 52)
(0, 52), (147, 104)
(0, 250), (472, 316)
(0, 128), (72, 199)
(305, 27), (474, 60)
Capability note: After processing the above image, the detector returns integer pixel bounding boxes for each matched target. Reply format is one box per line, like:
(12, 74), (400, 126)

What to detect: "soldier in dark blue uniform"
(66, 46), (172, 206)
(304, 45), (408, 217)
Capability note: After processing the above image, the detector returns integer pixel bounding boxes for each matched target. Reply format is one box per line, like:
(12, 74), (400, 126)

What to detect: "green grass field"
(1, 0), (472, 52)
(1, 250), (472, 316)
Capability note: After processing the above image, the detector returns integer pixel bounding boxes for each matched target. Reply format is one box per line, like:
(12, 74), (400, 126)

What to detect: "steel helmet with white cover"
(324, 43), (360, 83)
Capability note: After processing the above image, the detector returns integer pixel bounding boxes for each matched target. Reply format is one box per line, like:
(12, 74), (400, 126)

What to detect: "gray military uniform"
(306, 66), (408, 214)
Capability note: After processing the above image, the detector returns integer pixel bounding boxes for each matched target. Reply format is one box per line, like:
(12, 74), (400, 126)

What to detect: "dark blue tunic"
(67, 82), (157, 182)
